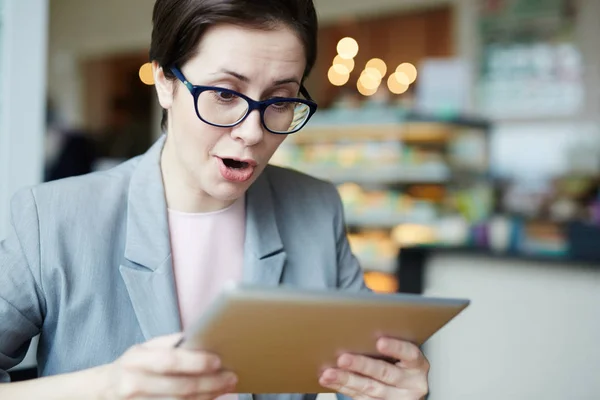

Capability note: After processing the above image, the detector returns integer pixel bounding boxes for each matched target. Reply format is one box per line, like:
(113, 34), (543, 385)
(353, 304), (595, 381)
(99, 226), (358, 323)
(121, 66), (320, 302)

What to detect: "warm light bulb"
(365, 58), (387, 79)
(396, 62), (418, 83)
(357, 79), (377, 96)
(359, 69), (381, 90)
(139, 63), (154, 85)
(387, 73), (409, 94)
(328, 65), (350, 86)
(394, 71), (410, 85)
(333, 55), (355, 73)
(337, 37), (359, 59)
(363, 67), (383, 81)
(332, 63), (350, 75)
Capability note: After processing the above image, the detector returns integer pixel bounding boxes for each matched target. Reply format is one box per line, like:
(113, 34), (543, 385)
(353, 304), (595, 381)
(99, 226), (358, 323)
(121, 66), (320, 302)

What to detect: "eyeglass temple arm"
(300, 85), (314, 102)
(170, 67), (194, 92)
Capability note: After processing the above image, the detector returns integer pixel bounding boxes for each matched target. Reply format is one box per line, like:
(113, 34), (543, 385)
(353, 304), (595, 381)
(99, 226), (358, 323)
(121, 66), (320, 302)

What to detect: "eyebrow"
(219, 68), (300, 86)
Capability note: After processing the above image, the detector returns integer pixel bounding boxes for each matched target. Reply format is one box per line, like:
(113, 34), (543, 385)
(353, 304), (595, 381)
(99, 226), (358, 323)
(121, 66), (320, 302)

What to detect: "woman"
(0, 0), (430, 399)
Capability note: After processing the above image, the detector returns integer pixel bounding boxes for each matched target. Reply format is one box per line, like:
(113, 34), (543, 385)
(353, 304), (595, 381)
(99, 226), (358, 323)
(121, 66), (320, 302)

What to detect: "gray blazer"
(0, 136), (367, 399)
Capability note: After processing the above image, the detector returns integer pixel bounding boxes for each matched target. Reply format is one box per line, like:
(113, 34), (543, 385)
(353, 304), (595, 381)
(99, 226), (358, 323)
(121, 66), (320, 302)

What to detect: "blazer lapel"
(243, 167), (287, 287)
(120, 135), (182, 339)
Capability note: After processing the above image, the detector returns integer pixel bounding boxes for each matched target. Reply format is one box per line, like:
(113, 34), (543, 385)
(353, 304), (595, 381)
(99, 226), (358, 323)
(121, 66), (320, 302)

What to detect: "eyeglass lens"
(196, 90), (311, 133)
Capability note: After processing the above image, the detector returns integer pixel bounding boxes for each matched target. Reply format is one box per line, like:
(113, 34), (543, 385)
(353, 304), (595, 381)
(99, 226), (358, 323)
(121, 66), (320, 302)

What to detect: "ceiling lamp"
(365, 58), (387, 79)
(337, 37), (359, 60)
(396, 62), (418, 84)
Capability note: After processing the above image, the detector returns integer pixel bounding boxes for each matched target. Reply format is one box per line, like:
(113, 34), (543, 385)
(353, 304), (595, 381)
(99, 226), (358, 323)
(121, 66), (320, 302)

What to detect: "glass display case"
(271, 106), (493, 291)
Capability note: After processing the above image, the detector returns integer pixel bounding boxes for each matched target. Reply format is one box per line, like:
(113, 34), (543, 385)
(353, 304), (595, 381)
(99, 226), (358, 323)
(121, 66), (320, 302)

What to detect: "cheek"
(172, 91), (198, 128)
(180, 125), (224, 161)
(171, 105), (224, 161)
(263, 134), (287, 157)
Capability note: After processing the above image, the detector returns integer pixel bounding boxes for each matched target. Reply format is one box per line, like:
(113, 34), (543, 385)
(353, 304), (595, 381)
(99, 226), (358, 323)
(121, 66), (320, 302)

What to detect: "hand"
(319, 337), (429, 400)
(103, 333), (238, 399)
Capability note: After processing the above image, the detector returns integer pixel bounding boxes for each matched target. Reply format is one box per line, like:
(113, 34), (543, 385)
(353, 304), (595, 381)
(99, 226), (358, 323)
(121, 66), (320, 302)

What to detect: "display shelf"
(295, 122), (454, 144)
(290, 164), (451, 185)
(344, 211), (435, 228)
(276, 108), (494, 273)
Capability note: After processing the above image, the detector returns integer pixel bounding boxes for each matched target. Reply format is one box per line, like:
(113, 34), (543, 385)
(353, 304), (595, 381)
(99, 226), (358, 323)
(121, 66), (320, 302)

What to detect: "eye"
(214, 90), (236, 101)
(271, 101), (293, 110)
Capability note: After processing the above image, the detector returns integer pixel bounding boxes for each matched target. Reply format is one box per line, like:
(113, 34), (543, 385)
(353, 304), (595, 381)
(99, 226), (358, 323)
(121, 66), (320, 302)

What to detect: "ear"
(153, 61), (174, 110)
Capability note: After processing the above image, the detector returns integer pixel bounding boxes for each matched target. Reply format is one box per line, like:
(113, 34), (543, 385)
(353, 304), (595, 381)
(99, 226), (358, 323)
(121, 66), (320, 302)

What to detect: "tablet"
(180, 283), (469, 394)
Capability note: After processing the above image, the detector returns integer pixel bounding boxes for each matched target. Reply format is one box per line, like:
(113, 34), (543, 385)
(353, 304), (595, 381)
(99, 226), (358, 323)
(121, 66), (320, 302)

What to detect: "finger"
(319, 368), (387, 400)
(142, 333), (185, 348)
(122, 345), (222, 375)
(115, 370), (237, 398)
(377, 338), (427, 369)
(337, 354), (404, 387)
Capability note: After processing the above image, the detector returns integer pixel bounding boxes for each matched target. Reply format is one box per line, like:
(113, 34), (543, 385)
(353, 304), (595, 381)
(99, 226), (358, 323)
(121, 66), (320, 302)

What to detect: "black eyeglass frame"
(170, 67), (318, 135)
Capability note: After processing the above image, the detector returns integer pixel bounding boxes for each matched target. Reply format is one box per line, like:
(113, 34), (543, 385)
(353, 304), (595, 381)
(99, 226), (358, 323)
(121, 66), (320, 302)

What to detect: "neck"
(160, 137), (235, 213)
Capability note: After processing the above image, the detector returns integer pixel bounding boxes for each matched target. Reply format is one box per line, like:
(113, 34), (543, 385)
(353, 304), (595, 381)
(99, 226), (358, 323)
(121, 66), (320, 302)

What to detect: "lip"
(216, 156), (258, 167)
(216, 156), (256, 183)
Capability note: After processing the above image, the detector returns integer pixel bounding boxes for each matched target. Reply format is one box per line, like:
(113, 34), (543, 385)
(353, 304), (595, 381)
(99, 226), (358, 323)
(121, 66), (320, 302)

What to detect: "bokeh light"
(387, 73), (410, 94)
(328, 65), (350, 86)
(359, 69), (381, 90)
(331, 62), (350, 75)
(337, 37), (359, 59)
(396, 62), (418, 83)
(333, 55), (355, 73)
(394, 71), (410, 85)
(363, 67), (383, 81)
(365, 58), (387, 79)
(357, 79), (377, 96)
(139, 63), (154, 85)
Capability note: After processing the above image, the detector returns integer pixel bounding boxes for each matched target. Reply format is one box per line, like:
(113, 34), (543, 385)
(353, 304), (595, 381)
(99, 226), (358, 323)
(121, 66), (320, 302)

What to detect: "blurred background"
(1, 0), (600, 399)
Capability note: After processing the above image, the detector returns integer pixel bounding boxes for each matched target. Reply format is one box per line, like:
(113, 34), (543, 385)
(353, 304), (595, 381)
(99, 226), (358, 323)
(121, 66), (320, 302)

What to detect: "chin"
(209, 181), (252, 202)
(210, 166), (266, 199)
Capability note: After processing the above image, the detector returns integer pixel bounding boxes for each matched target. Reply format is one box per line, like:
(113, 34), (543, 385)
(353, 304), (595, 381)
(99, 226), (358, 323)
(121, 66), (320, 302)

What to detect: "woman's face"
(154, 24), (306, 211)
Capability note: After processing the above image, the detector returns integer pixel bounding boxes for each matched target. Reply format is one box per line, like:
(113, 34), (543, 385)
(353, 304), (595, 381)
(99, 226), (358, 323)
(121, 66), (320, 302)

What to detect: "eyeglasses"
(170, 67), (318, 135)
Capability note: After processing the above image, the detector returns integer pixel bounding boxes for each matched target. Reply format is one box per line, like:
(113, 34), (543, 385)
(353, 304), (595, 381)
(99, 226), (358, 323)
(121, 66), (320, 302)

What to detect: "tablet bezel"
(180, 283), (469, 394)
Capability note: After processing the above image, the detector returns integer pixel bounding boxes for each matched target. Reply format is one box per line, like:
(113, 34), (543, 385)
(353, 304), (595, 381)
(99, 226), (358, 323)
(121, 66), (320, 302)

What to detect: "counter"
(398, 247), (600, 400)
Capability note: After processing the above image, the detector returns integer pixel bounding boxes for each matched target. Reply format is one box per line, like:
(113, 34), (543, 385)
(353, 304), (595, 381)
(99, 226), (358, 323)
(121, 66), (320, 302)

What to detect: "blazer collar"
(242, 165), (286, 285)
(123, 135), (285, 270)
(123, 135), (171, 271)
(120, 135), (286, 339)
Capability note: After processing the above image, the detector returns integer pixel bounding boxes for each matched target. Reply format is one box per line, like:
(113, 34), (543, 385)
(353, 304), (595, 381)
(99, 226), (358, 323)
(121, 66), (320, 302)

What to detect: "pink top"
(168, 196), (246, 400)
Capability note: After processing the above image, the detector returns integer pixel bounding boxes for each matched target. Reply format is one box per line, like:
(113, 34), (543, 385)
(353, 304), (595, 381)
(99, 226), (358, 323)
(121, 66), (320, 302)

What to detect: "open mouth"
(222, 158), (250, 169)
(216, 156), (256, 183)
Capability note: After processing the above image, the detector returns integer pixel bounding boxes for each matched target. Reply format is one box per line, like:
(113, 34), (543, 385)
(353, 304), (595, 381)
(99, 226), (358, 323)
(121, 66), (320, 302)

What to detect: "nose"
(230, 109), (264, 146)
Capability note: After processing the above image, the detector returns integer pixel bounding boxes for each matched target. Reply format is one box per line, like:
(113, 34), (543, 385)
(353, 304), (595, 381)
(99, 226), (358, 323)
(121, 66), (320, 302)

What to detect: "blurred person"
(44, 98), (97, 181)
(0, 1), (430, 399)
(96, 78), (154, 161)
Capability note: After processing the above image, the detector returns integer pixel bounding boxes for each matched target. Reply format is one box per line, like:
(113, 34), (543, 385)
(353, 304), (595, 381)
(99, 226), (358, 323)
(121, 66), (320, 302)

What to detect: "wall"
(313, 6), (454, 107)
(0, 0), (48, 239)
(46, 0), (454, 130)
(423, 254), (600, 400)
(0, 0), (48, 370)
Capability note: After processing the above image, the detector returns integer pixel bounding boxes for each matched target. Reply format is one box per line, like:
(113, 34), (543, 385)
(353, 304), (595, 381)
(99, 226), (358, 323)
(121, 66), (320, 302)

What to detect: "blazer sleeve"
(330, 185), (370, 292)
(0, 189), (46, 382)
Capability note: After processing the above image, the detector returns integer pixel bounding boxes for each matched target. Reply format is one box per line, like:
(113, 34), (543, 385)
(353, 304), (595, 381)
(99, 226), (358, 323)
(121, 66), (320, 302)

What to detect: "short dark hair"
(149, 0), (318, 131)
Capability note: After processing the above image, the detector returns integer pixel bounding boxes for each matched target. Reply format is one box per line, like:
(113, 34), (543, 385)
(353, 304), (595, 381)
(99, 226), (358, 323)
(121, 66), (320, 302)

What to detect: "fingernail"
(227, 374), (238, 385)
(378, 338), (389, 350)
(338, 354), (352, 368)
(320, 369), (337, 384)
